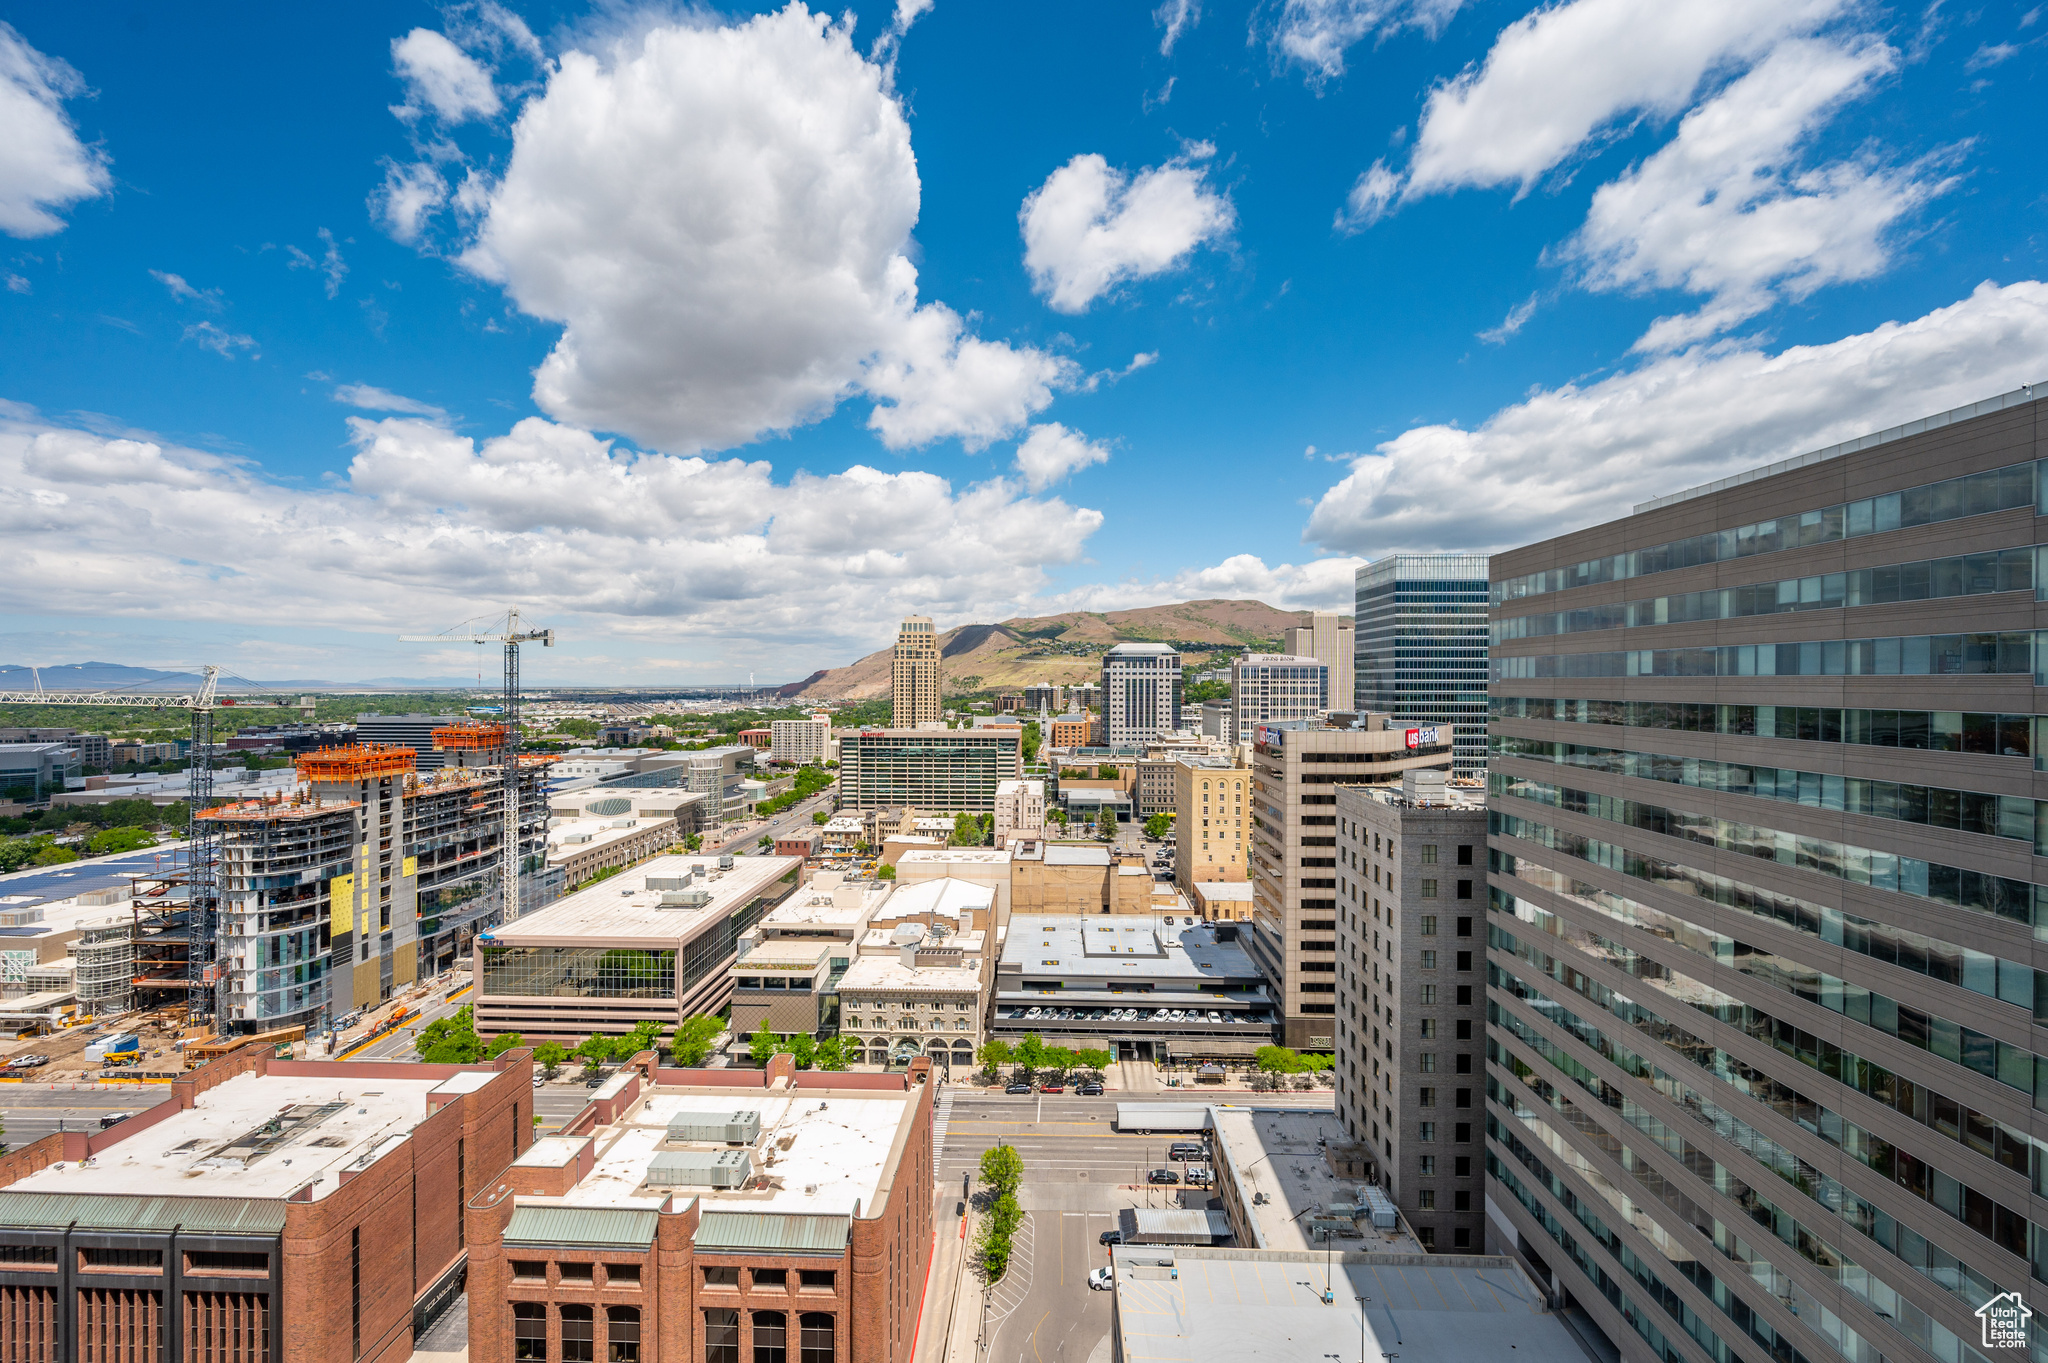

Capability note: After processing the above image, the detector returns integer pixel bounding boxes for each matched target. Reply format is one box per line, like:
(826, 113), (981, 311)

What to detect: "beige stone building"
(1284, 610), (1355, 712)
(1173, 755), (1249, 889)
(1010, 841), (1154, 915)
(728, 871), (893, 1039)
(992, 777), (1046, 844)
(894, 847), (1012, 926)
(889, 615), (941, 728)
(1244, 714), (1451, 1049)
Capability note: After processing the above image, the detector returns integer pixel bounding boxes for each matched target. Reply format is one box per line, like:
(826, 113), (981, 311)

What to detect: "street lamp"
(1354, 1296), (1372, 1363)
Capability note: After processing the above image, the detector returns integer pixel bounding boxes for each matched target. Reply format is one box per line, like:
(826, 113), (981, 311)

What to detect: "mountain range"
(777, 599), (1302, 700)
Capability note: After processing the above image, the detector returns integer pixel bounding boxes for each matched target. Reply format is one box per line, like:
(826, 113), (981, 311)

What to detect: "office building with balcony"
(1102, 643), (1182, 745)
(1355, 555), (1490, 775)
(835, 729), (1021, 812)
(1486, 387), (2048, 1363)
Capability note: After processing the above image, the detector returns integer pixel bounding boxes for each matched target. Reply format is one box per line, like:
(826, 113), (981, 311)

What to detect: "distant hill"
(0, 662), (206, 692)
(780, 599), (1304, 701)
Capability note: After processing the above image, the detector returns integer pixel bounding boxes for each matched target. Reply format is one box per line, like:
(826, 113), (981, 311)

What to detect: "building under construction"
(174, 725), (561, 1034)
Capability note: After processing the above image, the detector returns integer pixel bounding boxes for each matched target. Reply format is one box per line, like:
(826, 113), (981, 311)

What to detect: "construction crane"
(0, 665), (296, 1024)
(399, 609), (554, 924)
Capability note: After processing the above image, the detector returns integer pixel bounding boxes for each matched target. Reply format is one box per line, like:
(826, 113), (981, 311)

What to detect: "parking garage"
(990, 916), (1277, 1060)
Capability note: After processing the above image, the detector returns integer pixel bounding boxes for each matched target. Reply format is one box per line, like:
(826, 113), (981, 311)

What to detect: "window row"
(1494, 631), (2038, 680)
(1490, 695), (2034, 760)
(511, 1304), (642, 1363)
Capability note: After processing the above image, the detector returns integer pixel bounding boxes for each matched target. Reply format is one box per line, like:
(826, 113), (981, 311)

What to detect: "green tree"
(788, 1033), (818, 1070)
(1046, 808), (1068, 830)
(1095, 806), (1119, 842)
(979, 1142), (1024, 1199)
(1013, 1032), (1046, 1072)
(814, 1035), (852, 1071)
(671, 1014), (724, 1067)
(533, 1040), (568, 1079)
(485, 1031), (525, 1059)
(748, 1019), (780, 1066)
(1183, 679), (1230, 703)
(1096, 764), (1119, 780)
(812, 810), (830, 825)
(876, 864), (896, 880)
(976, 1039), (1013, 1071)
(1021, 721), (1041, 763)
(1074, 1047), (1113, 1073)
(951, 812), (981, 846)
(1254, 1044), (1313, 1075)
(85, 826), (156, 855)
(1143, 812), (1172, 840)
(685, 833), (704, 852)
(574, 1034), (612, 1076)
(613, 1018), (663, 1060)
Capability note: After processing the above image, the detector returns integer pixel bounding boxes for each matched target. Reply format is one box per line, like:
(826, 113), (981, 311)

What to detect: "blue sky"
(2, 0), (2044, 684)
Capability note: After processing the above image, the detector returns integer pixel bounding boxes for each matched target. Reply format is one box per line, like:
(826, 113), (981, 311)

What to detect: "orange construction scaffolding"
(432, 722), (509, 750)
(294, 743), (418, 782)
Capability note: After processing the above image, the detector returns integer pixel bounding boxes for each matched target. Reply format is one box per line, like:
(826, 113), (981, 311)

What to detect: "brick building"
(0, 1047), (532, 1363)
(464, 1053), (934, 1363)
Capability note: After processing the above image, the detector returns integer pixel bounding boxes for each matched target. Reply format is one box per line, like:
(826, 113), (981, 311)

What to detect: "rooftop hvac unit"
(718, 854), (735, 870)
(562, 832), (594, 845)
(644, 1148), (753, 1189)
(1362, 1185), (1398, 1230)
(667, 1110), (763, 1145)
(659, 889), (713, 909)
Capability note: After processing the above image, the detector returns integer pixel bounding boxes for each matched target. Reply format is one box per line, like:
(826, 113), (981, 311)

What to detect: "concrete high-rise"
(1245, 713), (1453, 1049)
(1354, 555), (1489, 775)
(1485, 386), (2048, 1363)
(1231, 653), (1328, 736)
(891, 615), (941, 728)
(1286, 611), (1355, 712)
(1101, 642), (1182, 745)
(1333, 771), (1487, 1253)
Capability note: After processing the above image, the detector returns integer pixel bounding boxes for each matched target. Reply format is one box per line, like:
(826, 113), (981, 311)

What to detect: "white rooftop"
(549, 1089), (911, 1217)
(1000, 916), (1261, 983)
(545, 815), (674, 862)
(835, 954), (983, 994)
(10, 1071), (453, 1202)
(870, 877), (993, 924)
(484, 854), (798, 947)
(896, 848), (1011, 867)
(1195, 882), (1253, 901)
(1211, 1106), (1416, 1254)
(754, 873), (893, 930)
(1045, 844), (1111, 866)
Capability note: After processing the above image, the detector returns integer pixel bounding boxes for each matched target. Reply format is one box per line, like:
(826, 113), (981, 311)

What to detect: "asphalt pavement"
(930, 1089), (1336, 1363)
(0, 1086), (171, 1149)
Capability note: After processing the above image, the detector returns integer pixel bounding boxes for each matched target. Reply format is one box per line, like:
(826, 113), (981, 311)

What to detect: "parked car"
(1185, 1165), (1215, 1187)
(8, 1054), (49, 1069)
(1077, 1083), (1104, 1096)
(98, 1112), (132, 1129)
(1099, 1229), (1124, 1246)
(1005, 1082), (1033, 1094)
(1039, 1083), (1064, 1093)
(584, 1074), (608, 1088)
(1169, 1141), (1208, 1161)
(532, 1074), (547, 1087)
(1146, 1168), (1181, 1185)
(1088, 1267), (1115, 1291)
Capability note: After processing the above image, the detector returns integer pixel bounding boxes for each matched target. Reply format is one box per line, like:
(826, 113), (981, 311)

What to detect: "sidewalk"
(912, 1197), (977, 1363)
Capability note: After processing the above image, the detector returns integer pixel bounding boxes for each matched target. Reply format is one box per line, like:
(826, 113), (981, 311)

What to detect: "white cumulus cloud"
(1013, 423), (1111, 490)
(0, 22), (111, 238)
(1564, 37), (1951, 351)
(1304, 280), (2048, 558)
(0, 407), (1109, 659)
(391, 28), (500, 124)
(457, 4), (1070, 453)
(1020, 149), (1234, 314)
(1047, 554), (1364, 615)
(1404, 0), (1847, 198)
(333, 383), (447, 419)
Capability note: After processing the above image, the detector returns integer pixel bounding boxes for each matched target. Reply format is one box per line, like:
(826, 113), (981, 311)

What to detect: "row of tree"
(747, 1020), (857, 1070)
(975, 1035), (1112, 1082)
(975, 1142), (1025, 1280)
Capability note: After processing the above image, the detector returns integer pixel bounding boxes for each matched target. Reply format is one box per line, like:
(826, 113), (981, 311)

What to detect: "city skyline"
(2, 1), (2044, 685)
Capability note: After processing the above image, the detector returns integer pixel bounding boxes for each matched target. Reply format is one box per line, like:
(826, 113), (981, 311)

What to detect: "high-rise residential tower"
(1354, 555), (1490, 775)
(1101, 642), (1182, 745)
(891, 615), (941, 728)
(1286, 611), (1356, 711)
(1485, 386), (2048, 1363)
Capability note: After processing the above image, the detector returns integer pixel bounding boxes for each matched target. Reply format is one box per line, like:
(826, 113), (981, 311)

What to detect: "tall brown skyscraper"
(890, 615), (941, 727)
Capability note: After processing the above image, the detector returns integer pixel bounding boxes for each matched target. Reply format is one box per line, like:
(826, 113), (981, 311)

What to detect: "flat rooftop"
(871, 877), (992, 923)
(754, 874), (892, 929)
(835, 954), (982, 993)
(896, 848), (1011, 867)
(999, 917), (1262, 983)
(546, 815), (674, 860)
(1194, 882), (1253, 901)
(6, 1071), (469, 1202)
(483, 854), (797, 949)
(538, 1087), (911, 1218)
(1110, 1247), (1578, 1363)
(1211, 1106), (1418, 1254)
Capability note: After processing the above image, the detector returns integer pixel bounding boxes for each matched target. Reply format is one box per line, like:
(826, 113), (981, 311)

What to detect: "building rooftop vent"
(666, 1110), (762, 1146)
(659, 889), (713, 909)
(644, 1148), (753, 1189)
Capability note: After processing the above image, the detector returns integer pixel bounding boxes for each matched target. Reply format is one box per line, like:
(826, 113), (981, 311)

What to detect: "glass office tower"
(1484, 386), (2047, 1363)
(1355, 553), (1490, 775)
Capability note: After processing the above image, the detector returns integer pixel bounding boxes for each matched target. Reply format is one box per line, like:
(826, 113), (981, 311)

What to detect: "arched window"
(608, 1306), (641, 1363)
(705, 1308), (739, 1363)
(560, 1304), (595, 1363)
(799, 1313), (836, 1363)
(512, 1303), (546, 1362)
(753, 1310), (788, 1363)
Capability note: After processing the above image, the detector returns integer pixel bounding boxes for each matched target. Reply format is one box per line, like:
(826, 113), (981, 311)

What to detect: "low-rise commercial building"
(729, 872), (893, 1039)
(475, 854), (801, 1039)
(546, 807), (691, 888)
(991, 917), (1275, 1061)
(837, 929), (986, 1072)
(465, 1058), (933, 1363)
(836, 728), (1021, 811)
(1333, 771), (1487, 1254)
(0, 1046), (532, 1363)
(0, 742), (81, 802)
(818, 816), (866, 855)
(1010, 841), (1155, 915)
(1045, 713), (1094, 750)
(892, 848), (1012, 927)
(1189, 881), (1252, 922)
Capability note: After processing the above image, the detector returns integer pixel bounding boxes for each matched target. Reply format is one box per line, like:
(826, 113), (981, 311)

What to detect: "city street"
(926, 1089), (1336, 1363)
(0, 1085), (171, 1148)
(707, 789), (836, 854)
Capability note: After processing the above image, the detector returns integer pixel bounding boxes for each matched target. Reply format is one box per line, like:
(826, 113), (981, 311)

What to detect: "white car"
(1088, 1266), (1115, 1291)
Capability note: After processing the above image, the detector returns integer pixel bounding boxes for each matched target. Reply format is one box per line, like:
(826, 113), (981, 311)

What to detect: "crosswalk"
(932, 1089), (954, 1168)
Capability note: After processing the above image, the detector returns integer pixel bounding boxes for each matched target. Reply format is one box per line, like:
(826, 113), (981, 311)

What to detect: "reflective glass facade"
(1355, 554), (1490, 775)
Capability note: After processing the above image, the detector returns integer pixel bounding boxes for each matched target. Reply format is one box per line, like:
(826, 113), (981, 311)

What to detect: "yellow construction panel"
(359, 912), (370, 938)
(401, 856), (417, 878)
(394, 942), (417, 987)
(329, 875), (354, 934)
